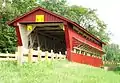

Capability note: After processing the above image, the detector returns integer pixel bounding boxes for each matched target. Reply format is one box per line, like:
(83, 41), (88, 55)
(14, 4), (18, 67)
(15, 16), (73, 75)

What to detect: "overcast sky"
(67, 0), (120, 45)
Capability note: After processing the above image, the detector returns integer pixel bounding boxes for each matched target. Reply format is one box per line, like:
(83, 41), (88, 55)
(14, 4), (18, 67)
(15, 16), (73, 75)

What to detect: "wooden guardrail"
(73, 47), (101, 59)
(28, 49), (66, 62)
(103, 61), (120, 71)
(22, 49), (66, 63)
(0, 49), (66, 65)
(103, 61), (120, 66)
(0, 53), (17, 61)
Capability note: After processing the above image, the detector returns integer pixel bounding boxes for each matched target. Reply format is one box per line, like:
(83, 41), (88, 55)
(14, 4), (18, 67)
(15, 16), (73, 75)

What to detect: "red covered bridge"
(8, 7), (105, 67)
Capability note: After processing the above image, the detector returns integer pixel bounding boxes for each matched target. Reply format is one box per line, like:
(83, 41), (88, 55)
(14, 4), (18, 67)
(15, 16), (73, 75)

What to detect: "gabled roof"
(7, 6), (105, 44)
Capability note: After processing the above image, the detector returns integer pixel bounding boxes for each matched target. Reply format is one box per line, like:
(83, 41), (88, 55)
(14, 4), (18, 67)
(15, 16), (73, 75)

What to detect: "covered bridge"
(8, 7), (105, 67)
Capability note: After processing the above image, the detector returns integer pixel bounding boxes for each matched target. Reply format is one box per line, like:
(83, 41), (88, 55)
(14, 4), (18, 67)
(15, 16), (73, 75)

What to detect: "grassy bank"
(0, 60), (120, 83)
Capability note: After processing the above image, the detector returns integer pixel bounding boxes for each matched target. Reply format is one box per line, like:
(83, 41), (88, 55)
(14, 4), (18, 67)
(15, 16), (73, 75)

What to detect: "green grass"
(0, 60), (120, 83)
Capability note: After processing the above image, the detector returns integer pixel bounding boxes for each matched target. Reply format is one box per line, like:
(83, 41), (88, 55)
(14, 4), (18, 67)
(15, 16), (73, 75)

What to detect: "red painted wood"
(68, 27), (102, 51)
(15, 26), (22, 46)
(72, 38), (82, 48)
(64, 25), (72, 61)
(72, 53), (103, 67)
(12, 10), (67, 26)
(66, 26), (103, 67)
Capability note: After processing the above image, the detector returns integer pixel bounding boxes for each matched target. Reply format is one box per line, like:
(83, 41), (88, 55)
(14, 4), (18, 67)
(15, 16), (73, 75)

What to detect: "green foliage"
(0, 60), (120, 83)
(113, 66), (120, 75)
(103, 43), (120, 61)
(38, 0), (69, 15)
(0, 1), (16, 53)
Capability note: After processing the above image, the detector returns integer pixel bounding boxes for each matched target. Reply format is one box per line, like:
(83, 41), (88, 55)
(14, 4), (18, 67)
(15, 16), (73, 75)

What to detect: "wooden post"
(6, 51), (9, 60)
(51, 50), (54, 60)
(17, 46), (23, 65)
(79, 50), (81, 54)
(37, 47), (41, 61)
(55, 53), (58, 60)
(15, 52), (18, 60)
(73, 48), (76, 53)
(28, 48), (33, 63)
(57, 53), (59, 60)
(45, 51), (48, 61)
(83, 51), (86, 55)
(59, 52), (62, 60)
(64, 51), (67, 59)
(65, 51), (67, 55)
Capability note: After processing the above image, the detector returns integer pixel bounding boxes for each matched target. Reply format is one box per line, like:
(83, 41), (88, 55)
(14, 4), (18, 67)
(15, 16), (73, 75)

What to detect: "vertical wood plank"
(17, 46), (23, 65)
(37, 47), (41, 61)
(51, 50), (54, 60)
(73, 48), (76, 53)
(15, 52), (18, 60)
(28, 48), (33, 63)
(6, 51), (9, 60)
(59, 52), (62, 60)
(45, 51), (48, 61)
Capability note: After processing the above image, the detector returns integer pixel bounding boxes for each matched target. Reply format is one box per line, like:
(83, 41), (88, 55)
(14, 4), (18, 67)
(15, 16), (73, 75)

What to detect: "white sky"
(67, 0), (120, 45)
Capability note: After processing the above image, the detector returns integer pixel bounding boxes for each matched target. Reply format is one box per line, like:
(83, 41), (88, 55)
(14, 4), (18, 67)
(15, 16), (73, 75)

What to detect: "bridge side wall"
(65, 24), (103, 67)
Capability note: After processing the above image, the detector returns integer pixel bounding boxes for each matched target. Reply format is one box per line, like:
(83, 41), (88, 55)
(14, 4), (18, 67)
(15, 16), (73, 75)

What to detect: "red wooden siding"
(68, 26), (102, 51)
(72, 53), (103, 67)
(15, 26), (22, 46)
(64, 25), (72, 61)
(66, 24), (103, 66)
(13, 10), (67, 26)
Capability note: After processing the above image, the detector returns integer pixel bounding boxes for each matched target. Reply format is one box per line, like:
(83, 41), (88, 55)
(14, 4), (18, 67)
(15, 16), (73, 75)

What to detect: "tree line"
(0, 0), (119, 61)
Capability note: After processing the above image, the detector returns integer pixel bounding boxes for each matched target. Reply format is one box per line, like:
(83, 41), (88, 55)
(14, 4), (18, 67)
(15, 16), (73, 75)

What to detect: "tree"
(0, 0), (16, 53)
(38, 0), (69, 16)
(103, 43), (120, 62)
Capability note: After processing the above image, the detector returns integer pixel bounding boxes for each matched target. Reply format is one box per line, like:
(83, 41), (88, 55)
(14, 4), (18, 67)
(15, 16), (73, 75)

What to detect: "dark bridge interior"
(28, 23), (66, 54)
